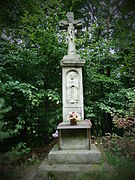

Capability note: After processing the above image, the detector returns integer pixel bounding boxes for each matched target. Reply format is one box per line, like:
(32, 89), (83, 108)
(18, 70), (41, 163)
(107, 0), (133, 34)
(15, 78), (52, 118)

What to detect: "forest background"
(0, 0), (135, 165)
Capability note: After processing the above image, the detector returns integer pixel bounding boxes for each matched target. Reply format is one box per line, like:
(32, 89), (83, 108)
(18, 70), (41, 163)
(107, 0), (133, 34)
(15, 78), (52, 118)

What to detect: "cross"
(59, 12), (82, 55)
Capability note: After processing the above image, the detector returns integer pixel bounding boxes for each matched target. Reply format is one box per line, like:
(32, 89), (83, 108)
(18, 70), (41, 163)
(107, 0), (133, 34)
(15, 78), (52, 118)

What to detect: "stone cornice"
(61, 54), (85, 67)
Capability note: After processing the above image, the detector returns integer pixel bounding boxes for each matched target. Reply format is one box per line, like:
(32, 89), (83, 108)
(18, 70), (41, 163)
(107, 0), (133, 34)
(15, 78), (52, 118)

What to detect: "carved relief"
(67, 71), (79, 104)
(67, 23), (75, 54)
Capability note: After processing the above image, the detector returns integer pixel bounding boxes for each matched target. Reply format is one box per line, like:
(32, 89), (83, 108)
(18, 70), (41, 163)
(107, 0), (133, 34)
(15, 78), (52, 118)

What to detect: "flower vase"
(70, 119), (77, 125)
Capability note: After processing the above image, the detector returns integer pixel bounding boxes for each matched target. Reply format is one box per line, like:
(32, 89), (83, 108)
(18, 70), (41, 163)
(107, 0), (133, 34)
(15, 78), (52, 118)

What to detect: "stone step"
(48, 144), (101, 164)
(35, 158), (114, 180)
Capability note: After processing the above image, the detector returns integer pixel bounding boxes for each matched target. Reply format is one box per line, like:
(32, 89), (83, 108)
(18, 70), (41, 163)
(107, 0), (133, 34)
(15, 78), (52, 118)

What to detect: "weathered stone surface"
(62, 66), (85, 121)
(39, 158), (102, 172)
(61, 54), (85, 67)
(48, 144), (101, 164)
(57, 121), (91, 129)
(59, 12), (85, 124)
(35, 159), (114, 180)
(57, 122), (91, 150)
(59, 12), (83, 56)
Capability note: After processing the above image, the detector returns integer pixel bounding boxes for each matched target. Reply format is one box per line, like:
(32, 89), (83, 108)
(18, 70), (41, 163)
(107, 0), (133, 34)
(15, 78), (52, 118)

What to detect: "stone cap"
(57, 121), (91, 129)
(61, 54), (85, 67)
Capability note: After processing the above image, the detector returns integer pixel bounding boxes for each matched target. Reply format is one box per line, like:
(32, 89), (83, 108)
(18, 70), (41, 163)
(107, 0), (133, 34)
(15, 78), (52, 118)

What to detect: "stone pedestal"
(48, 122), (101, 164)
(57, 122), (91, 150)
(48, 53), (101, 165)
(48, 144), (101, 164)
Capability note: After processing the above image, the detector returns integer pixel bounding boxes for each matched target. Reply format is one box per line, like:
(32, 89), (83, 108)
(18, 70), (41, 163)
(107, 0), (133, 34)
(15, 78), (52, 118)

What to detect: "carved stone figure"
(67, 71), (79, 103)
(59, 12), (82, 55)
(67, 23), (75, 54)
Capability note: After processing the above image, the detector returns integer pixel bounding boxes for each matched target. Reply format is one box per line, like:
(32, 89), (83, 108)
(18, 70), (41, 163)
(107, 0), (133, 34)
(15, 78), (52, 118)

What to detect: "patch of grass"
(105, 151), (135, 180)
(77, 151), (135, 180)
(78, 172), (131, 180)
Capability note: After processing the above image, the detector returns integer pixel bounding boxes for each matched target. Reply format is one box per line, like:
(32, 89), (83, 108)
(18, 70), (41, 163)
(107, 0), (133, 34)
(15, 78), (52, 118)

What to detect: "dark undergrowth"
(0, 136), (135, 180)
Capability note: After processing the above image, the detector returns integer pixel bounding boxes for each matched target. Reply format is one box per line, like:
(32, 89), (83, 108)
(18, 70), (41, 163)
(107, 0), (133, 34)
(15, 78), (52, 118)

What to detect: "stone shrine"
(48, 12), (101, 164)
(60, 12), (85, 121)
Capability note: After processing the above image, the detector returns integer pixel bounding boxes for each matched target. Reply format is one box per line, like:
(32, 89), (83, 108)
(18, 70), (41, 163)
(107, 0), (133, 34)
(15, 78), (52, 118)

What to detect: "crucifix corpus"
(59, 12), (82, 55)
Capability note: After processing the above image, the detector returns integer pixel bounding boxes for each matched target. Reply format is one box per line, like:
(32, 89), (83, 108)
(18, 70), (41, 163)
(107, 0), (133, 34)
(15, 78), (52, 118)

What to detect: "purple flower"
(52, 130), (58, 138)
(84, 119), (92, 127)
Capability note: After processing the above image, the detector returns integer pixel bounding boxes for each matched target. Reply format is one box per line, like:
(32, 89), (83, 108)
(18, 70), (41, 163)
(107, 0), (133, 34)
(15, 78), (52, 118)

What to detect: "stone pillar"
(61, 54), (85, 121)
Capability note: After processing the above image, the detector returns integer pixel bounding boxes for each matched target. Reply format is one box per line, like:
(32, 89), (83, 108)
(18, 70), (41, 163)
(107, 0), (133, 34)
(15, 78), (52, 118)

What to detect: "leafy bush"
(102, 134), (135, 160)
(0, 98), (11, 142)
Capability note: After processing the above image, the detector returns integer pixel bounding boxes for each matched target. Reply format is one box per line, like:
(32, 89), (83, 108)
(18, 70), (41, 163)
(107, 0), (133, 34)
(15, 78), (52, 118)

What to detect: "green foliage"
(0, 0), (64, 149)
(0, 0), (135, 156)
(98, 88), (135, 115)
(0, 98), (11, 142)
(76, 0), (135, 134)
(0, 142), (31, 166)
(102, 132), (135, 159)
(105, 151), (135, 179)
(11, 142), (31, 159)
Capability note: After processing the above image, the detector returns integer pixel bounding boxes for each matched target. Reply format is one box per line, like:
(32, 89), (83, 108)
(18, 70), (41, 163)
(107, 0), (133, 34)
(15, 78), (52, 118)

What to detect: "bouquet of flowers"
(68, 111), (80, 125)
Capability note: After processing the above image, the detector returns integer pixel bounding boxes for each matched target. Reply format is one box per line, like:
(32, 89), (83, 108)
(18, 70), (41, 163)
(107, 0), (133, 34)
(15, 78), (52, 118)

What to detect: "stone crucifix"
(59, 12), (82, 55)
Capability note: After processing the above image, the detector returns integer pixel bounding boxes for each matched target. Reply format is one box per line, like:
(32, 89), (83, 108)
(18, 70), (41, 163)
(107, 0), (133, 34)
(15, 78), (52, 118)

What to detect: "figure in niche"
(67, 71), (79, 103)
